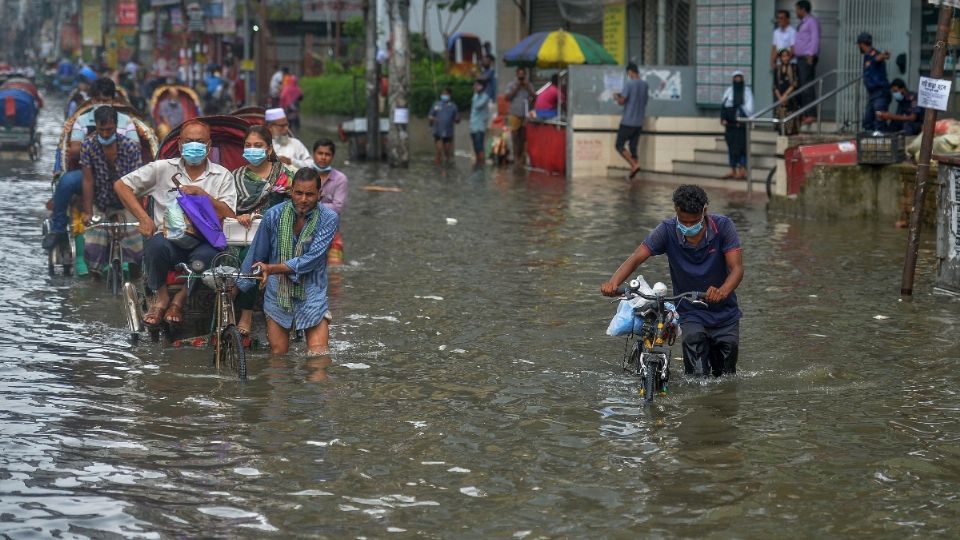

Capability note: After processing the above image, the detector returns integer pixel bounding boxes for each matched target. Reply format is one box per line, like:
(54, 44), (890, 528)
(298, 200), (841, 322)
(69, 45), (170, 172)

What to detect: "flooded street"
(2, 99), (960, 538)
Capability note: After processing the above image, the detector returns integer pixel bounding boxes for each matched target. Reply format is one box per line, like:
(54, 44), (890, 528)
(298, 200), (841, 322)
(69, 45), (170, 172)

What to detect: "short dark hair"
(312, 137), (336, 155)
(93, 105), (118, 125)
(777, 9), (790, 19)
(443, 86), (453, 94)
(293, 165), (322, 190)
(795, 1), (811, 13)
(91, 77), (116, 99)
(626, 62), (639, 73)
(891, 78), (907, 90)
(673, 184), (709, 214)
(550, 73), (559, 85)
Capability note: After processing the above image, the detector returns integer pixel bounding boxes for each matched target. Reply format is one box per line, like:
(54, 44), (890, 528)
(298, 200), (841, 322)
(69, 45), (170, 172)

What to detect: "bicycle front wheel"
(643, 356), (656, 404)
(109, 260), (122, 296)
(219, 325), (247, 380)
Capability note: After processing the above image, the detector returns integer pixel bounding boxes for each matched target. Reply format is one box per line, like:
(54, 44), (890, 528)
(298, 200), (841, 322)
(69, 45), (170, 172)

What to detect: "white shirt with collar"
(272, 136), (314, 170)
(773, 26), (798, 64)
(120, 158), (237, 230)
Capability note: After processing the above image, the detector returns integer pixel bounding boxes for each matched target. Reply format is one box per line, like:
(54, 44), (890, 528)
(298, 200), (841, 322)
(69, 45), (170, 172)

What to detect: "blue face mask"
(676, 213), (705, 237)
(181, 141), (208, 165)
(893, 91), (904, 102)
(440, 94), (450, 102)
(309, 163), (333, 173)
(243, 147), (267, 165)
(97, 133), (117, 146)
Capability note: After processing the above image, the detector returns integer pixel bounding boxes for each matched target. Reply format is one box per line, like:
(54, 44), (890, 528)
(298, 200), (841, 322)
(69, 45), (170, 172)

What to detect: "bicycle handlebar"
(175, 262), (263, 281)
(86, 222), (140, 229)
(615, 286), (706, 304)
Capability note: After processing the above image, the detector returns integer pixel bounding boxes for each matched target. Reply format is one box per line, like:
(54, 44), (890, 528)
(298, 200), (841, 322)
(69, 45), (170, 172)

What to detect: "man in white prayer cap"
(265, 107), (313, 169)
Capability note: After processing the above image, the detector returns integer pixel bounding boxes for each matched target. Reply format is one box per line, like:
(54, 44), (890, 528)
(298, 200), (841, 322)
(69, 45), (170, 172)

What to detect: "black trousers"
(795, 55), (818, 117)
(681, 320), (740, 377)
(142, 234), (220, 293)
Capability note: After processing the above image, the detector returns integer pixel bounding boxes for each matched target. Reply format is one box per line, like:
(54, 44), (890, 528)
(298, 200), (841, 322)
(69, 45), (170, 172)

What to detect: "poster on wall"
(602, 3), (626, 65)
(694, 0), (752, 107)
(81, 0), (102, 47)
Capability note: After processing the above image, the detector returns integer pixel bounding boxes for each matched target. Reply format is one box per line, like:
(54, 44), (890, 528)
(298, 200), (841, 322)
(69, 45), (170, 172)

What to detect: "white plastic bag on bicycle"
(606, 276), (655, 336)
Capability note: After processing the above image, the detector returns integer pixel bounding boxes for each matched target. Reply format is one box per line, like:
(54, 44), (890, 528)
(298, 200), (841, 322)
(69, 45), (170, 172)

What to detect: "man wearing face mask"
(601, 185), (744, 377)
(114, 119), (238, 327)
(311, 138), (347, 263)
(78, 106), (144, 275)
(877, 78), (923, 136)
(265, 108), (313, 169)
(44, 78), (140, 251)
(239, 167), (339, 355)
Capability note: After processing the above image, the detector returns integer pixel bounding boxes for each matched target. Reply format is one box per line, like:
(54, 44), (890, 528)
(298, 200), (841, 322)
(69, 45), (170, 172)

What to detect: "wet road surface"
(1, 98), (959, 537)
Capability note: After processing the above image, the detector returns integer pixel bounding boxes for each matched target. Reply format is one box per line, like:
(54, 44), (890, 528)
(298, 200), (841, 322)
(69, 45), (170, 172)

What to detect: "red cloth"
(279, 76), (303, 110)
(526, 122), (566, 175)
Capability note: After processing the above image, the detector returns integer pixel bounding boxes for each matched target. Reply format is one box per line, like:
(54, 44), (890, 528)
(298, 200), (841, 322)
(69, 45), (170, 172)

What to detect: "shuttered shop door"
(530, 0), (564, 33)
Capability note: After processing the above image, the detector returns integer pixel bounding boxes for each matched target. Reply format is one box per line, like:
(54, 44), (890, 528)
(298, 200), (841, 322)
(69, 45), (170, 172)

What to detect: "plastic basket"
(857, 131), (905, 165)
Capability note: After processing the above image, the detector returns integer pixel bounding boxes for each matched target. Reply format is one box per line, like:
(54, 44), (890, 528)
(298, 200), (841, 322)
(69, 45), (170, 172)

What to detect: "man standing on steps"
(793, 1), (820, 126)
(613, 63), (649, 180)
(858, 32), (891, 132)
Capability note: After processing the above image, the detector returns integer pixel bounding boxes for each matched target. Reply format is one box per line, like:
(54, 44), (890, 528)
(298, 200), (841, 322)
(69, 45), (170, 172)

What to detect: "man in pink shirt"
(793, 0), (820, 125)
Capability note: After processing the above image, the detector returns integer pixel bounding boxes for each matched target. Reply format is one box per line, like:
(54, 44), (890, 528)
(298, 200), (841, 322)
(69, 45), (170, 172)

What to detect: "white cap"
(732, 70), (745, 78)
(265, 108), (286, 122)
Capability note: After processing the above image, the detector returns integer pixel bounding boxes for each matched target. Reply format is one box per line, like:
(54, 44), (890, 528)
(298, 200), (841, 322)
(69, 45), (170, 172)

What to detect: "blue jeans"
(50, 169), (83, 233)
(863, 89), (891, 132)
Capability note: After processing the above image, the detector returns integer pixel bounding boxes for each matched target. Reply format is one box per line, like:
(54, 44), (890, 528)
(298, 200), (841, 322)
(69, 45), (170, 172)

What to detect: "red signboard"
(117, 1), (138, 25)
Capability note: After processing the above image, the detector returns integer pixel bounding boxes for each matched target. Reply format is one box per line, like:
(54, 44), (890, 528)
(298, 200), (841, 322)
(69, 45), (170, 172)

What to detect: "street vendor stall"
(504, 30), (616, 175)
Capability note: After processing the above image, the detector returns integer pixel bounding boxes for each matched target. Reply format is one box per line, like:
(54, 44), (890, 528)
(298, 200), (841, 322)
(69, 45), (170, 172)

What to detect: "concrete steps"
(672, 160), (772, 182)
(693, 148), (778, 169)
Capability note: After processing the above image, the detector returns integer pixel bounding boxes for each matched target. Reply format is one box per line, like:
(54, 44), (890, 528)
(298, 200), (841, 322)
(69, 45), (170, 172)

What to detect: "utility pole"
(901, 3), (954, 295)
(364, 0), (379, 161)
(387, 0), (410, 167)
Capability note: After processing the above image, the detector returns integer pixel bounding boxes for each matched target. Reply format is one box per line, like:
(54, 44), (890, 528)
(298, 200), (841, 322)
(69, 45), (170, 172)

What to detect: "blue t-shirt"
(641, 214), (742, 327)
(620, 78), (649, 128)
(862, 49), (889, 92)
(428, 101), (460, 138)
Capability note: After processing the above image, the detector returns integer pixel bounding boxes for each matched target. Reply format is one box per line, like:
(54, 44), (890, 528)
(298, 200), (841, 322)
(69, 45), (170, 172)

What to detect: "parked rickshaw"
(149, 84), (202, 140)
(0, 77), (43, 159)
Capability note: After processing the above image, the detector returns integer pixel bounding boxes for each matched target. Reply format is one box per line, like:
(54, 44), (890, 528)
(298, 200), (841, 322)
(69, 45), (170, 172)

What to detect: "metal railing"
(737, 69), (864, 194)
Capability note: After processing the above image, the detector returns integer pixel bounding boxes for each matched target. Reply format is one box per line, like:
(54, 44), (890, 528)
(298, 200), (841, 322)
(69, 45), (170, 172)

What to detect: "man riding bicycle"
(601, 184), (744, 377)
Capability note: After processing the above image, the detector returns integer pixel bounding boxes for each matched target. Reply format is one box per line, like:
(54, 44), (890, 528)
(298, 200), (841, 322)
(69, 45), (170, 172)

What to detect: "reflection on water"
(1, 98), (959, 537)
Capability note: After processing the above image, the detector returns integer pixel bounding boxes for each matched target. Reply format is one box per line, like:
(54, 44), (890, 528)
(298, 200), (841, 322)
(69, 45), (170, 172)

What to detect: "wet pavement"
(1, 97), (960, 538)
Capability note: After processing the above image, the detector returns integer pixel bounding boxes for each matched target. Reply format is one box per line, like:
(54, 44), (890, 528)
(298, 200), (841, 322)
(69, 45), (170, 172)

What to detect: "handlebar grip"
(614, 287), (626, 296)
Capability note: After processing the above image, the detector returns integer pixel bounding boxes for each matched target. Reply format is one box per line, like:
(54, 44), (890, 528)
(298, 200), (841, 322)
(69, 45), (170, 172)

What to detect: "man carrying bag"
(114, 119), (237, 327)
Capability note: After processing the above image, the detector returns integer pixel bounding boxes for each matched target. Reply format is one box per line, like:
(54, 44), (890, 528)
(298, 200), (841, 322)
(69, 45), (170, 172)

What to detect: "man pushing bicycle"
(601, 185), (744, 377)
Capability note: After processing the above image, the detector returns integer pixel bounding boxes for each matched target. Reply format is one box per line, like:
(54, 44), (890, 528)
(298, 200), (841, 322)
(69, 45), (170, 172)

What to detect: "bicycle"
(176, 253), (261, 380)
(86, 216), (139, 297)
(615, 279), (706, 403)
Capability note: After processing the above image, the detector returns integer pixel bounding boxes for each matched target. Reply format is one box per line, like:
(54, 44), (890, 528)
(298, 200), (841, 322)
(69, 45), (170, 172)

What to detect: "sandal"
(236, 324), (251, 337)
(629, 166), (641, 180)
(164, 302), (184, 325)
(143, 304), (167, 327)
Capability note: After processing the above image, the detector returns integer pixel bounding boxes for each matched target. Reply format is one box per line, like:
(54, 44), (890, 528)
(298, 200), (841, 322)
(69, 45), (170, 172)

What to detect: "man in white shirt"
(114, 119), (238, 327)
(770, 10), (797, 70)
(269, 66), (287, 107)
(265, 108), (313, 169)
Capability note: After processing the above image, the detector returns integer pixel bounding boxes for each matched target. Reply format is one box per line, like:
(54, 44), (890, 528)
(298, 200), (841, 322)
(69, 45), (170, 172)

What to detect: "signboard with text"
(117, 1), (138, 25)
(602, 3), (626, 65)
(918, 76), (952, 111)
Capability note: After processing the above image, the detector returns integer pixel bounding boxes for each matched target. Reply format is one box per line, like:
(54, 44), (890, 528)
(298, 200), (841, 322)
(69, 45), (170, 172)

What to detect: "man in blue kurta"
(601, 185), (745, 377)
(240, 167), (339, 354)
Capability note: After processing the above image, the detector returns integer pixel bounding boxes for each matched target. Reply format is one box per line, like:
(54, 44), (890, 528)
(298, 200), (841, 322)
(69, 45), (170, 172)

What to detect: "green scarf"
(277, 201), (321, 310)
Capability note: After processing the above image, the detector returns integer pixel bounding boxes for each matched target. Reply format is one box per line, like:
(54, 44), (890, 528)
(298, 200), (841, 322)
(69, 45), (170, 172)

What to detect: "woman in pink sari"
(279, 75), (304, 131)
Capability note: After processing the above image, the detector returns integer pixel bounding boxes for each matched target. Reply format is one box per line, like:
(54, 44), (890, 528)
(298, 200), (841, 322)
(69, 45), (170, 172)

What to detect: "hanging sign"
(918, 76), (952, 111)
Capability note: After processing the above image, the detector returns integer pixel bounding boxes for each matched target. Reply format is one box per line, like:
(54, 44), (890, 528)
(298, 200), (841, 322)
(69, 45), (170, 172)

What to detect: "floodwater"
(2, 98), (959, 539)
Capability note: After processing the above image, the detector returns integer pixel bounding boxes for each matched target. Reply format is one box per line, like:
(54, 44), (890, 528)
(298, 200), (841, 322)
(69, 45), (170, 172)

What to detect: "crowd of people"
(42, 70), (344, 355)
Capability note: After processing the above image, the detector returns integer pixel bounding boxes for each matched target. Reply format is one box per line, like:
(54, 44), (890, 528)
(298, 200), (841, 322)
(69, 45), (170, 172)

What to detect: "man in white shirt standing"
(114, 119), (238, 327)
(269, 66), (287, 107)
(770, 10), (796, 71)
(265, 108), (313, 169)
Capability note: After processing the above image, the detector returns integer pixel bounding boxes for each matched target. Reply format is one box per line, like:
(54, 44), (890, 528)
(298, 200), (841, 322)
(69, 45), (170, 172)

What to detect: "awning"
(929, 0), (960, 7)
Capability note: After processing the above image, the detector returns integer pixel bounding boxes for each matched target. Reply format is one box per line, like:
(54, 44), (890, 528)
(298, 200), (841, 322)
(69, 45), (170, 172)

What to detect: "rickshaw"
(0, 77), (43, 160)
(149, 84), (202, 140)
(228, 106), (266, 124)
(447, 32), (484, 77)
(45, 100), (159, 276)
(131, 115), (259, 345)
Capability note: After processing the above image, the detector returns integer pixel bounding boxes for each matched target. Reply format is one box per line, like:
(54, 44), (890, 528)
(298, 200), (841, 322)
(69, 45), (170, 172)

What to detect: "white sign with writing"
(918, 76), (952, 111)
(393, 108), (409, 124)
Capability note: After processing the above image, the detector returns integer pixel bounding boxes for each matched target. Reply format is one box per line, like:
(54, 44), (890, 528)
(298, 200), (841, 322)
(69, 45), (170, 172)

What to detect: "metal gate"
(836, 0), (901, 130)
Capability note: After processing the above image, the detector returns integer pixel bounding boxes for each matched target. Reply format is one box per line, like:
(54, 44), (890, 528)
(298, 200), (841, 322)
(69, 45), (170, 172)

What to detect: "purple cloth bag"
(177, 192), (227, 250)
